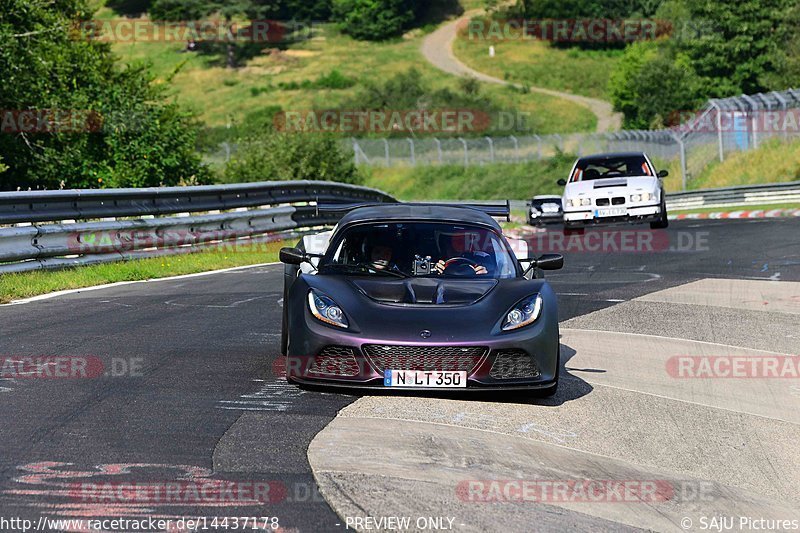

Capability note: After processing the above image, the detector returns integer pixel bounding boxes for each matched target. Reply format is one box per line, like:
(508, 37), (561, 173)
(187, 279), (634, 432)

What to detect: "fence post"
(741, 94), (758, 150)
(382, 138), (390, 166)
(434, 137), (443, 164)
(670, 131), (688, 191)
(510, 135), (519, 162)
(352, 138), (360, 165)
(534, 135), (542, 159)
(709, 100), (724, 162)
(407, 138), (416, 166)
(485, 136), (495, 162)
(458, 137), (468, 166)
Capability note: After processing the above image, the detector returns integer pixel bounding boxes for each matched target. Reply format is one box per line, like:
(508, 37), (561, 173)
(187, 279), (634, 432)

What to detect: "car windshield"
(321, 222), (518, 279)
(570, 155), (653, 182)
(531, 199), (561, 208)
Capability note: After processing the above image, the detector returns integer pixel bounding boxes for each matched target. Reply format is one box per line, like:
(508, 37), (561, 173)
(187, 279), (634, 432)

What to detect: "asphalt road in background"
(0, 217), (798, 532)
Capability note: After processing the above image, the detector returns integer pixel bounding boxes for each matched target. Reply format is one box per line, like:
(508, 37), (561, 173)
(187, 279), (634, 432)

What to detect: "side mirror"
(557, 179), (567, 186)
(657, 169), (668, 178)
(279, 247), (305, 265)
(533, 253), (564, 270)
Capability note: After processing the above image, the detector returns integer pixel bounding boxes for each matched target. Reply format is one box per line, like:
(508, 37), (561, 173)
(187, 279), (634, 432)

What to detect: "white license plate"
(594, 207), (627, 217)
(384, 370), (467, 388)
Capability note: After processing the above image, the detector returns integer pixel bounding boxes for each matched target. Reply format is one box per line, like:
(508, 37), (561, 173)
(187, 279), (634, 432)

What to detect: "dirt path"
(421, 14), (623, 133)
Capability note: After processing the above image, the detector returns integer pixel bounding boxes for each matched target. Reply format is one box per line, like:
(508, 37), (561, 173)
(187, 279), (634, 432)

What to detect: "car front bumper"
(563, 203), (661, 226)
(285, 309), (560, 391)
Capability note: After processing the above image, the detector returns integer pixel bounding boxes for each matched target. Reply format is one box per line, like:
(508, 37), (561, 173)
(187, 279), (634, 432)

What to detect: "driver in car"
(369, 244), (397, 271)
(433, 233), (489, 275)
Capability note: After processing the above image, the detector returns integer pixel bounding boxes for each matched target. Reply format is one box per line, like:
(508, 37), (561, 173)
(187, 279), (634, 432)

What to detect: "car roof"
(337, 203), (502, 230)
(577, 151), (647, 161)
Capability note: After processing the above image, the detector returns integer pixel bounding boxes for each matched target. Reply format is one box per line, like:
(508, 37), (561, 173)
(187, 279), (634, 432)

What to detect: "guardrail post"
(383, 138), (390, 166)
(534, 135), (542, 159)
(485, 136), (495, 162)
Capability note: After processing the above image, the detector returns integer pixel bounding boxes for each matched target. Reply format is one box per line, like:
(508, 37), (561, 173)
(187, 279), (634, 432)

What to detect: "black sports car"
(279, 203), (563, 395)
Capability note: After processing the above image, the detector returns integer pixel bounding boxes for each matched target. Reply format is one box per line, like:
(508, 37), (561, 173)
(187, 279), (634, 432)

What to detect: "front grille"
(611, 197), (626, 205)
(308, 346), (360, 376)
(363, 345), (487, 373)
(490, 350), (541, 379)
(596, 198), (610, 206)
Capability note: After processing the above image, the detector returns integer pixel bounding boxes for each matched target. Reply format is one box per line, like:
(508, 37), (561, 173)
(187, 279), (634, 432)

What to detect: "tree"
(0, 0), (208, 190)
(332, 0), (421, 40)
(608, 41), (702, 128)
(672, 0), (795, 96)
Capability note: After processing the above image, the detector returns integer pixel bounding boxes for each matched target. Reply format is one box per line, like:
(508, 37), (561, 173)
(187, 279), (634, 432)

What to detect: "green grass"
(102, 11), (594, 133)
(452, 19), (622, 100)
(362, 155), (575, 200)
(682, 138), (800, 191)
(0, 240), (286, 304)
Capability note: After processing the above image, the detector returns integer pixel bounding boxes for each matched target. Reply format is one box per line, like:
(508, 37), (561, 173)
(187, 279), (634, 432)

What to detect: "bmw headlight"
(630, 192), (653, 202)
(580, 198), (591, 206)
(502, 294), (543, 331)
(308, 290), (348, 328)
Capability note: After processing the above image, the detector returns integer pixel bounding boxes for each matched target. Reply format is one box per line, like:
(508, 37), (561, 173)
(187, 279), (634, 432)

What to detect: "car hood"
(564, 176), (657, 196)
(350, 277), (498, 306)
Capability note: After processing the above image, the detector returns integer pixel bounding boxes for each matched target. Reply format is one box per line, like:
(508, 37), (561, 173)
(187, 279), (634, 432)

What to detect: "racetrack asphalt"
(0, 217), (798, 532)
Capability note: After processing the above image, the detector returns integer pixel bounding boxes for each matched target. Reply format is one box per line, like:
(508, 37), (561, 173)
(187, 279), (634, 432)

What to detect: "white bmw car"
(558, 152), (669, 230)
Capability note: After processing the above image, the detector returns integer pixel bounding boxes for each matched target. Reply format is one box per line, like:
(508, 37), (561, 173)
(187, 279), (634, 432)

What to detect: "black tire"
(280, 292), (288, 356)
(649, 198), (669, 229)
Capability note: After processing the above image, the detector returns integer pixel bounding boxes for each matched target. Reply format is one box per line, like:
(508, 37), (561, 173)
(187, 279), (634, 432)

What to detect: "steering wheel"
(443, 257), (479, 276)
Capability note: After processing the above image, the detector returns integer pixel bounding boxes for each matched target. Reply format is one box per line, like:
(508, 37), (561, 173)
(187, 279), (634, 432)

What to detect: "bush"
(332, 0), (421, 40)
(224, 131), (362, 184)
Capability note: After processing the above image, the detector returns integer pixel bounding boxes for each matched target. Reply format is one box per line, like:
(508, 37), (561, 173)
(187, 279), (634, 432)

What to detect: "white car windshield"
(570, 155), (653, 182)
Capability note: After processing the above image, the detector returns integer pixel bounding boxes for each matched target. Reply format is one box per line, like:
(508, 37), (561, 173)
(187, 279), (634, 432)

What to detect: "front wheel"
(650, 199), (669, 229)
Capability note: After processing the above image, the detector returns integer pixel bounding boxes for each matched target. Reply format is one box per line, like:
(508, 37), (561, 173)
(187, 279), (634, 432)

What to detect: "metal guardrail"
(665, 181), (800, 210)
(0, 181), (395, 274)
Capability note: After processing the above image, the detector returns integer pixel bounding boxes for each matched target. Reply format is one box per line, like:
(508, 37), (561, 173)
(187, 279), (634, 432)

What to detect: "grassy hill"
(362, 153), (575, 200)
(101, 8), (595, 134)
(452, 22), (622, 100)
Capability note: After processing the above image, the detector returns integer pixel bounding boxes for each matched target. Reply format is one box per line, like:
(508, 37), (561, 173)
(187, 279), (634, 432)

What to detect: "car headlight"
(502, 294), (543, 331)
(308, 290), (348, 328)
(580, 198), (591, 206)
(630, 192), (653, 202)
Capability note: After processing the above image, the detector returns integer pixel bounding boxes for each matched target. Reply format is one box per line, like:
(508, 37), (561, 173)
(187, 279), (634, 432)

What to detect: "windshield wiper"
(323, 263), (409, 278)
